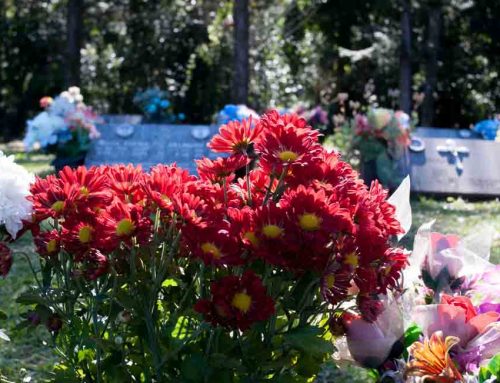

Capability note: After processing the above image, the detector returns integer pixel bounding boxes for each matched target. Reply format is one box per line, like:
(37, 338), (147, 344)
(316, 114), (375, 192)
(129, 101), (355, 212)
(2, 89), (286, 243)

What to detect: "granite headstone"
(85, 123), (219, 174)
(407, 128), (500, 197)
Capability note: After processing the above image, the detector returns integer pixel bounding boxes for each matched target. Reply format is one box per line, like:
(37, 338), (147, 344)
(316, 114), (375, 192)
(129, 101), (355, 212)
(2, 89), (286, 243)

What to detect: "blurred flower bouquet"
(293, 104), (330, 133)
(333, 221), (500, 383)
(7, 110), (410, 381)
(133, 87), (185, 123)
(353, 108), (412, 188)
(473, 118), (499, 141)
(216, 104), (258, 125)
(23, 87), (101, 170)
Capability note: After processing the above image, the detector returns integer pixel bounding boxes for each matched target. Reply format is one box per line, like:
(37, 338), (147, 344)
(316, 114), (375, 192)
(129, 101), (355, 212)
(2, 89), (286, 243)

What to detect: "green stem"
(92, 280), (102, 383)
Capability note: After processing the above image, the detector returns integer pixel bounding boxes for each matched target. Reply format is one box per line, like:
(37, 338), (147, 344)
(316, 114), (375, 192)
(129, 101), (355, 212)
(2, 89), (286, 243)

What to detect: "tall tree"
(399, 0), (412, 114)
(233, 0), (249, 104)
(421, 1), (442, 126)
(66, 0), (83, 87)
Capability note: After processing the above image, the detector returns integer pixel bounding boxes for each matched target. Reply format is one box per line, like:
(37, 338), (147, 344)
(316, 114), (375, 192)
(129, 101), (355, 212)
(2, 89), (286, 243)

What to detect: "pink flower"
(413, 295), (499, 348)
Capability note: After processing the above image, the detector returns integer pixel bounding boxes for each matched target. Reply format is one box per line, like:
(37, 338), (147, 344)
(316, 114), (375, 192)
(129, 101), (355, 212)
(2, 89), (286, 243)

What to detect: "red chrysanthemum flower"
(105, 164), (146, 204)
(196, 155), (248, 183)
(194, 270), (275, 331)
(235, 169), (278, 206)
(29, 175), (80, 222)
(256, 110), (323, 175)
(80, 249), (109, 280)
(377, 247), (409, 293)
(252, 203), (289, 266)
(182, 220), (244, 266)
(143, 164), (193, 214)
(0, 242), (13, 277)
(58, 166), (112, 213)
(61, 221), (99, 259)
(279, 186), (354, 271)
(34, 230), (60, 258)
(208, 116), (262, 154)
(356, 294), (385, 322)
(172, 191), (220, 232)
(354, 181), (403, 256)
(321, 265), (353, 305)
(96, 200), (152, 252)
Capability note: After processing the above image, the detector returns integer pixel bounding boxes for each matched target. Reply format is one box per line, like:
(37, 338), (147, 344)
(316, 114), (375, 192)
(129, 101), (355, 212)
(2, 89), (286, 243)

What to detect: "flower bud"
(0, 242), (13, 277)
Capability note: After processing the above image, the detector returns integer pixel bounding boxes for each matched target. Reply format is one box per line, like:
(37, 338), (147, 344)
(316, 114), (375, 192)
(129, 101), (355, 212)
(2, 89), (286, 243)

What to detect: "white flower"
(0, 151), (34, 238)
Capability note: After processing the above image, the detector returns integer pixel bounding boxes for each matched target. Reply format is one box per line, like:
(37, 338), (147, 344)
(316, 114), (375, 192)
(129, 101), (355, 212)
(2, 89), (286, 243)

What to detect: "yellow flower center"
(325, 274), (335, 289)
(201, 242), (222, 259)
(80, 186), (90, 197)
(51, 200), (64, 213)
(299, 213), (321, 231)
(344, 252), (359, 267)
(78, 226), (92, 243)
(46, 239), (57, 253)
(244, 231), (259, 247)
(116, 218), (135, 237)
(278, 150), (298, 162)
(262, 224), (283, 239)
(232, 292), (252, 313)
(161, 194), (171, 203)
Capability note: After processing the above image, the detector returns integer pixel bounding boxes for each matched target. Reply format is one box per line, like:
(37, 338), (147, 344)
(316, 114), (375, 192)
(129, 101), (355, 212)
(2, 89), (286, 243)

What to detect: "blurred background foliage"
(1, 0), (500, 140)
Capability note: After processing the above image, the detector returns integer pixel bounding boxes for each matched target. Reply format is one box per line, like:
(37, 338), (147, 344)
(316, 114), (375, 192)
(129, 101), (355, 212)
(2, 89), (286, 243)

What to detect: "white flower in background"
(0, 151), (34, 238)
(23, 111), (66, 151)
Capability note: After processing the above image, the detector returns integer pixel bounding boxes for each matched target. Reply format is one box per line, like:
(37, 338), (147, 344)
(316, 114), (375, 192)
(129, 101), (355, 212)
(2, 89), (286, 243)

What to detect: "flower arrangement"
(352, 108), (412, 188)
(216, 104), (258, 125)
(7, 110), (410, 381)
(23, 87), (101, 166)
(293, 105), (330, 133)
(133, 87), (185, 123)
(334, 221), (500, 382)
(473, 118), (499, 141)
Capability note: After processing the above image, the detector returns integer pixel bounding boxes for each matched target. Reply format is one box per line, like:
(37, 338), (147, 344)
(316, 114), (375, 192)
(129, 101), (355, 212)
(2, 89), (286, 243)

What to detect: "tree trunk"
(421, 3), (442, 126)
(66, 0), (83, 87)
(399, 0), (412, 114)
(233, 0), (249, 104)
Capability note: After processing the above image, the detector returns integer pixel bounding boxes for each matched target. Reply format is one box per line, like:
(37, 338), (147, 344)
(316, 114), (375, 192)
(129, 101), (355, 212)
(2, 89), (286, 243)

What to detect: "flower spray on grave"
(332, 218), (500, 383)
(23, 87), (101, 171)
(10, 110), (410, 381)
(133, 87), (185, 123)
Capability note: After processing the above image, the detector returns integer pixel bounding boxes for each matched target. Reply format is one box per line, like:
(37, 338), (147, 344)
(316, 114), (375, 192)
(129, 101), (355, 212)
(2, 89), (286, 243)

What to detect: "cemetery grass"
(0, 154), (499, 379)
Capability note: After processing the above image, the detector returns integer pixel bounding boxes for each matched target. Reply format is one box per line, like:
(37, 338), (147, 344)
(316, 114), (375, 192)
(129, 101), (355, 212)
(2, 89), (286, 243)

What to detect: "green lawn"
(0, 149), (498, 380)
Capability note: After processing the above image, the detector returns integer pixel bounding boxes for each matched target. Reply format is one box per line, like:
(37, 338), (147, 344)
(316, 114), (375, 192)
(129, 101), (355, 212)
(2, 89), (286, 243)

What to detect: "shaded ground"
(0, 148), (498, 380)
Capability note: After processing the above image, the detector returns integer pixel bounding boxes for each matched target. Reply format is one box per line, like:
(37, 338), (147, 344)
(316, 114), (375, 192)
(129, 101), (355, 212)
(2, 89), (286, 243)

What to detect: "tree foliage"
(1, 0), (499, 139)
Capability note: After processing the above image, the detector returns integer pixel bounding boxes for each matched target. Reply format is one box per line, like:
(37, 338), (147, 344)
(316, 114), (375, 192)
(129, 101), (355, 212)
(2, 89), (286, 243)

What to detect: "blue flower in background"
(146, 103), (158, 114)
(473, 119), (499, 140)
(160, 100), (171, 109)
(217, 104), (258, 125)
(178, 113), (186, 121)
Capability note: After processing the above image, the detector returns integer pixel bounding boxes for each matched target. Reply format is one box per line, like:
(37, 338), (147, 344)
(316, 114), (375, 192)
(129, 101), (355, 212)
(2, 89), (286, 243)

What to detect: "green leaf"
(284, 325), (333, 357)
(487, 353), (500, 377)
(161, 278), (179, 288)
(16, 291), (49, 306)
(403, 324), (422, 348)
(479, 366), (492, 383)
(0, 310), (7, 320)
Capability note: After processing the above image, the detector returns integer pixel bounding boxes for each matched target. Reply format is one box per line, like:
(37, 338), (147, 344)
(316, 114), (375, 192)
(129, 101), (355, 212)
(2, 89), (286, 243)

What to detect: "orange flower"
(406, 331), (463, 383)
